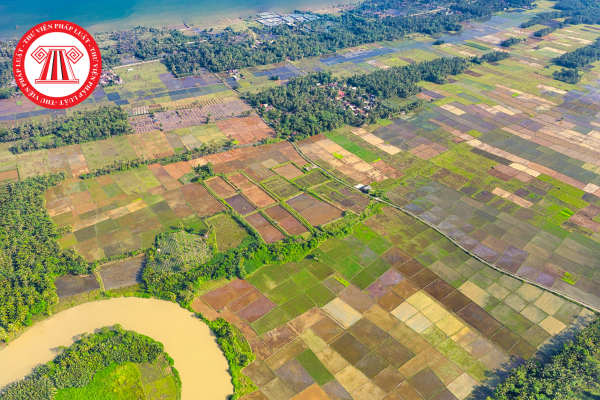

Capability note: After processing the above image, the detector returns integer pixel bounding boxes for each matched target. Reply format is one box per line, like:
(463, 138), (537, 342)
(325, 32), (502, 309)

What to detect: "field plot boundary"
(291, 142), (600, 313)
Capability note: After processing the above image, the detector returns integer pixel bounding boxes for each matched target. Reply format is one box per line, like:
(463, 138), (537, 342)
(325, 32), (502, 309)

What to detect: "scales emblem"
(30, 46), (84, 84)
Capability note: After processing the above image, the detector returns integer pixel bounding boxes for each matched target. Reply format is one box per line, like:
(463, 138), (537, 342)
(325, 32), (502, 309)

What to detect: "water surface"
(0, 297), (232, 399)
(0, 0), (352, 40)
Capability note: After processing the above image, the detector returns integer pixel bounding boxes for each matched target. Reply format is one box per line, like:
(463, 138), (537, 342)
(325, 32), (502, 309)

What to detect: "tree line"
(489, 314), (600, 399)
(143, 201), (381, 303)
(244, 53), (507, 141)
(552, 38), (600, 83)
(555, 37), (600, 69)
(500, 37), (525, 47)
(1, 0), (532, 85)
(520, 0), (600, 28)
(2, 106), (132, 153)
(0, 173), (91, 340)
(533, 26), (559, 37)
(162, 0), (530, 76)
(0, 325), (177, 400)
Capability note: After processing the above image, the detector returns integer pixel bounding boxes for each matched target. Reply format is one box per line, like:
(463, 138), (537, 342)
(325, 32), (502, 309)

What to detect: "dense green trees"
(0, 325), (174, 400)
(558, 0), (600, 25)
(206, 318), (255, 399)
(521, 11), (564, 28)
(490, 315), (600, 399)
(0, 173), (90, 340)
(533, 26), (559, 37)
(0, 42), (15, 87)
(347, 57), (470, 98)
(554, 38), (600, 69)
(500, 37), (525, 47)
(475, 51), (511, 63)
(162, 0), (531, 75)
(553, 67), (582, 83)
(244, 72), (398, 140)
(2, 106), (132, 153)
(520, 0), (600, 27)
(244, 55), (499, 141)
(193, 162), (215, 182)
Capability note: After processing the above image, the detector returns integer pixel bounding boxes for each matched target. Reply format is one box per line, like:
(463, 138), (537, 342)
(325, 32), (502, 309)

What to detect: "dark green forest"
(553, 67), (582, 83)
(0, 325), (175, 400)
(554, 38), (600, 69)
(1, 106), (132, 153)
(0, 173), (90, 340)
(244, 55), (501, 140)
(0, 43), (14, 88)
(489, 315), (600, 400)
(0, 0), (534, 85)
(162, 0), (531, 75)
(500, 37), (525, 47)
(533, 26), (559, 37)
(244, 72), (400, 139)
(520, 0), (600, 27)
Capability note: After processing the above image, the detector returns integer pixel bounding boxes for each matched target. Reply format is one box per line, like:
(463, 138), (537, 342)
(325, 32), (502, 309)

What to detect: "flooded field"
(0, 297), (232, 399)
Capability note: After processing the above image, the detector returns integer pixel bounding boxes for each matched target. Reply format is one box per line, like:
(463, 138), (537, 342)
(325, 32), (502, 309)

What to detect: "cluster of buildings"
(99, 70), (123, 86)
(256, 12), (320, 27)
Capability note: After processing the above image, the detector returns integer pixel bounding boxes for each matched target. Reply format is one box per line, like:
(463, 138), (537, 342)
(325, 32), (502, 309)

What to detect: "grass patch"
(56, 362), (144, 400)
(332, 258), (363, 279)
(208, 213), (250, 251)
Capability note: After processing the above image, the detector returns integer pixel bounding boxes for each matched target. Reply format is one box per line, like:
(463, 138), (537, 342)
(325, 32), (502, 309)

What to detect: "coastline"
(0, 0), (353, 41)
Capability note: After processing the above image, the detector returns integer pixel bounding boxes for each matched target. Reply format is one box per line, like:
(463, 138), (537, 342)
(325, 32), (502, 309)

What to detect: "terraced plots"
(298, 133), (404, 186)
(231, 62), (303, 91)
(313, 181), (371, 214)
(0, 121), (236, 181)
(293, 170), (330, 188)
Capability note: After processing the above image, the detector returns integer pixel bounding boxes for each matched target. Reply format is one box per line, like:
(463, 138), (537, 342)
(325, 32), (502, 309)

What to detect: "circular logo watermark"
(13, 21), (102, 109)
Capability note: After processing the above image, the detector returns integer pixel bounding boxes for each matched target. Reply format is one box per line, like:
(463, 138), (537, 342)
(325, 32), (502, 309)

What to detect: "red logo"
(13, 21), (102, 109)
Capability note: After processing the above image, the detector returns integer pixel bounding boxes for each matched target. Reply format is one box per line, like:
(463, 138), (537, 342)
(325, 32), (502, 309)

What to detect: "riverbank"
(0, 297), (232, 399)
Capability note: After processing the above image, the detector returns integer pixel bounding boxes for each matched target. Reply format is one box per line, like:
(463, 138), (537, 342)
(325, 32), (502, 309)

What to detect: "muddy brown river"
(0, 297), (232, 399)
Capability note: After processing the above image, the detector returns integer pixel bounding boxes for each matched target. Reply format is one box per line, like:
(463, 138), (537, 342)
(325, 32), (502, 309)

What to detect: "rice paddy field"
(5, 2), (600, 398)
(44, 139), (351, 262)
(189, 7), (600, 400)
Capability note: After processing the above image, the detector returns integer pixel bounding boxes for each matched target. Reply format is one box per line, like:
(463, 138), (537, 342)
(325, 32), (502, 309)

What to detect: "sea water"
(0, 0), (351, 40)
